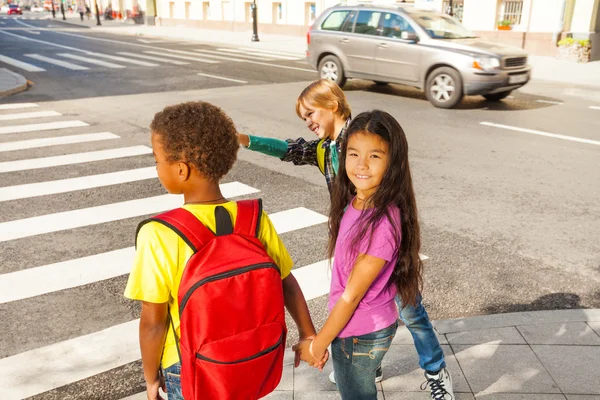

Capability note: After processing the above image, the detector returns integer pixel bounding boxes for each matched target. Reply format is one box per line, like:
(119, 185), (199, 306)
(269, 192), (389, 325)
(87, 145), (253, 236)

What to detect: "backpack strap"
(135, 208), (215, 253)
(316, 138), (326, 175)
(234, 199), (262, 238)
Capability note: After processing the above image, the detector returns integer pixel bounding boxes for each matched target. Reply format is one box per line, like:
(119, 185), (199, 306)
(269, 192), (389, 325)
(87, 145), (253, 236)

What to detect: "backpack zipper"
(179, 262), (279, 314)
(195, 331), (285, 364)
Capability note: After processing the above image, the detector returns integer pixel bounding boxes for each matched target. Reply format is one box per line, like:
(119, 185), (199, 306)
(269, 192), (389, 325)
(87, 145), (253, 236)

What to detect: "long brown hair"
(328, 110), (423, 307)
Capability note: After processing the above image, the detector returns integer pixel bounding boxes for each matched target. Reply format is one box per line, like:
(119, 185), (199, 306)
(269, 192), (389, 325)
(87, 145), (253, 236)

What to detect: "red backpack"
(137, 199), (287, 399)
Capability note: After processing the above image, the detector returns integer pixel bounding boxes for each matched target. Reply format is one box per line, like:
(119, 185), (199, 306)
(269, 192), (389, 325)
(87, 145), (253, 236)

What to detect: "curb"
(46, 17), (92, 29)
(0, 68), (29, 97)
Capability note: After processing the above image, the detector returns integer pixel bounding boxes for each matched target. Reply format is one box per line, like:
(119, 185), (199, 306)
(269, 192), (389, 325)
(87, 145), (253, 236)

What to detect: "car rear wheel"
(425, 67), (464, 109)
(483, 91), (512, 101)
(318, 55), (347, 87)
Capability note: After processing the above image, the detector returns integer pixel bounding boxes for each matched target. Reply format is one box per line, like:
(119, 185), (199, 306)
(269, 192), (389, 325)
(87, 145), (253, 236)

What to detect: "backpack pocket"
(192, 322), (286, 399)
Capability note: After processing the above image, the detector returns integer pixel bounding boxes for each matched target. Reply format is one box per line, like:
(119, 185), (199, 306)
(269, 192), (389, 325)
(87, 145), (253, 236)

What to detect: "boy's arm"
(140, 301), (169, 398)
(237, 132), (319, 166)
(282, 273), (316, 339)
(237, 133), (288, 158)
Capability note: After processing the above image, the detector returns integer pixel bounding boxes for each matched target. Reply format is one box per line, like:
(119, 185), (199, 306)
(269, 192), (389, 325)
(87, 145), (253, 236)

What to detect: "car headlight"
(473, 57), (500, 71)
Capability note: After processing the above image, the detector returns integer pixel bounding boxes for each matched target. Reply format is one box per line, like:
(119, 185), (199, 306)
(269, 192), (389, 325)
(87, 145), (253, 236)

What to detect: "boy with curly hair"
(124, 101), (319, 400)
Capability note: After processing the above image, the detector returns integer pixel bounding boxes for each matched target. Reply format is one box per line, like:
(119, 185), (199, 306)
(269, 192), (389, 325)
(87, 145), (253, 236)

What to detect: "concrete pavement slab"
(473, 395), (566, 399)
(587, 321), (600, 336)
(393, 325), (449, 345)
(531, 345), (600, 394)
(386, 394), (476, 400)
(293, 358), (338, 392)
(263, 392), (294, 399)
(452, 344), (561, 394)
(380, 345), (470, 393)
(565, 396), (600, 399)
(516, 322), (600, 345)
(0, 68), (28, 97)
(447, 327), (527, 345)
(295, 393), (385, 399)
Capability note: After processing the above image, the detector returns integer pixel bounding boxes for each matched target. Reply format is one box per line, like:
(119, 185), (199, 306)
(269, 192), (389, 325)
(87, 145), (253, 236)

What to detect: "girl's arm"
(237, 132), (319, 166)
(311, 254), (387, 359)
(140, 301), (169, 399)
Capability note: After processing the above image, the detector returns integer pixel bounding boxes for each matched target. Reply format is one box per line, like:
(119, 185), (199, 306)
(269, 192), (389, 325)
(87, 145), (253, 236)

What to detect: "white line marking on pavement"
(216, 47), (301, 60)
(0, 181), (258, 242)
(480, 122), (600, 146)
(1, 319), (142, 400)
(194, 48), (272, 61)
(536, 100), (563, 105)
(57, 53), (126, 68)
(26, 30), (41, 34)
(154, 48), (246, 62)
(292, 259), (331, 301)
(0, 145), (151, 174)
(196, 72), (247, 83)
(0, 166), (155, 201)
(24, 53), (89, 70)
(143, 50), (219, 64)
(0, 132), (118, 153)
(116, 52), (189, 65)
(83, 52), (159, 66)
(0, 206), (329, 303)
(0, 54), (46, 71)
(0, 120), (88, 135)
(244, 59), (314, 72)
(590, 106), (600, 110)
(0, 29), (88, 52)
(0, 103), (38, 110)
(0, 110), (61, 121)
(137, 39), (169, 43)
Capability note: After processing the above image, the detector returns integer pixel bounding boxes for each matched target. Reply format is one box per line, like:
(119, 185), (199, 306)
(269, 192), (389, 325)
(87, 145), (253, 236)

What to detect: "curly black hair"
(150, 101), (239, 182)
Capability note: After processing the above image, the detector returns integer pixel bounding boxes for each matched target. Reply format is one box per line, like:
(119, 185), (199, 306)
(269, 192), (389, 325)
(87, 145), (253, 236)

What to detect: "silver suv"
(307, 4), (531, 108)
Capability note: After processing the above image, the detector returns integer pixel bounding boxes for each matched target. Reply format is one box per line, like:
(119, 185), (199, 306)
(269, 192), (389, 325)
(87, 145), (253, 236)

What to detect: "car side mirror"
(401, 31), (418, 42)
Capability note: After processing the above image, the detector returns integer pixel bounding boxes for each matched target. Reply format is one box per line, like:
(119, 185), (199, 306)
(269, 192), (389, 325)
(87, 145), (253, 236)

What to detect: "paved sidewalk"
(0, 68), (27, 97)
(122, 309), (600, 399)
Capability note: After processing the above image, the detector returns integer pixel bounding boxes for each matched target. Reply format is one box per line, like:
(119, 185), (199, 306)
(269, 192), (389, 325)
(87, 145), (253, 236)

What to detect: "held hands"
(146, 370), (166, 400)
(292, 335), (329, 371)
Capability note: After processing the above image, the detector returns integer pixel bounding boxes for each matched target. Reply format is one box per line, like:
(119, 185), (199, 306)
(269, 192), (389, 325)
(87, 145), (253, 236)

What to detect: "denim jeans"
(331, 322), (398, 400)
(395, 294), (446, 372)
(163, 362), (184, 400)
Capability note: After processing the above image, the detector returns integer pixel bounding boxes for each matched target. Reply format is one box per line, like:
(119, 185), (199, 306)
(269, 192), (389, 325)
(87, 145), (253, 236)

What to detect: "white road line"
(0, 181), (258, 242)
(0, 132), (118, 153)
(158, 48), (245, 62)
(0, 54), (46, 71)
(0, 206), (330, 303)
(143, 50), (219, 64)
(83, 52), (159, 66)
(216, 47), (301, 60)
(536, 100), (563, 105)
(245, 59), (314, 73)
(0, 120), (88, 135)
(590, 106), (600, 110)
(481, 122), (600, 146)
(57, 53), (126, 68)
(196, 72), (247, 84)
(0, 102), (38, 110)
(24, 54), (89, 70)
(0, 110), (61, 121)
(0, 166), (154, 201)
(0, 145), (151, 174)
(292, 259), (331, 300)
(0, 29), (87, 52)
(116, 52), (189, 65)
(194, 48), (271, 61)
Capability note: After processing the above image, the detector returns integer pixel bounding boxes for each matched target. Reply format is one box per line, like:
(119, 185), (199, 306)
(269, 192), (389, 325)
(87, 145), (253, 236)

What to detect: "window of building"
(499, 0), (523, 25)
(442, 0), (464, 22)
(185, 1), (190, 19)
(305, 2), (316, 25)
(272, 2), (283, 24)
(245, 1), (252, 22)
(321, 10), (350, 30)
(202, 1), (209, 20)
(169, 1), (174, 18)
(353, 10), (382, 35)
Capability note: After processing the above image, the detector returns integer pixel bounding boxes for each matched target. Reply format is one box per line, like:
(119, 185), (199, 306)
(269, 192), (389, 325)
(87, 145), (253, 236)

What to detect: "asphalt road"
(1, 14), (599, 399)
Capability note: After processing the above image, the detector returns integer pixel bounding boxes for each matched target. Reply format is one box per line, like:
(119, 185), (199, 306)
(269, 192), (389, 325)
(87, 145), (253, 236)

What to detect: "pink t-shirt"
(328, 201), (400, 337)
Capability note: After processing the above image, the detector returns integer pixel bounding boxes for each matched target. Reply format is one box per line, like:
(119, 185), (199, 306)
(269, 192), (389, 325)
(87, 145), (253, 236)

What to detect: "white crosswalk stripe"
(57, 53), (127, 68)
(216, 47), (302, 60)
(116, 51), (190, 65)
(0, 102), (364, 400)
(0, 110), (61, 121)
(143, 50), (220, 64)
(0, 53), (46, 71)
(81, 52), (160, 66)
(0, 102), (39, 110)
(24, 53), (89, 70)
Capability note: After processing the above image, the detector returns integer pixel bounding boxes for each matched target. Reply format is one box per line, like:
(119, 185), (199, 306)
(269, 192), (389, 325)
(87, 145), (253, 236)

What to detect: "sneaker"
(421, 368), (454, 399)
(328, 366), (383, 384)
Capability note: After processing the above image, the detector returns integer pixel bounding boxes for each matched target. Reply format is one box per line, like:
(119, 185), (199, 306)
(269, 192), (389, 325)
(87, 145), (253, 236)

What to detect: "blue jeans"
(331, 322), (398, 400)
(395, 294), (446, 372)
(163, 362), (184, 400)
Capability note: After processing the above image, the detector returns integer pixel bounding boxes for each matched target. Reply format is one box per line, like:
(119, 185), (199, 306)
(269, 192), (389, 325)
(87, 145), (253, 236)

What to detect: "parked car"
(31, 4), (44, 12)
(7, 4), (23, 14)
(0, 4), (10, 13)
(307, 4), (531, 108)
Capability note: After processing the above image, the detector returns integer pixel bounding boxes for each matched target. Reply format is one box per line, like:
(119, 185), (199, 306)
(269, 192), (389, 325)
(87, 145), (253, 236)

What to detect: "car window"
(341, 11), (357, 33)
(353, 10), (382, 36)
(382, 13), (415, 39)
(321, 10), (350, 31)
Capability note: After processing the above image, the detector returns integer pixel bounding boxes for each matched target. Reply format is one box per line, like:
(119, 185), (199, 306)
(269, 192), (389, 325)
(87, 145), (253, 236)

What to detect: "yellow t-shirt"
(124, 202), (293, 369)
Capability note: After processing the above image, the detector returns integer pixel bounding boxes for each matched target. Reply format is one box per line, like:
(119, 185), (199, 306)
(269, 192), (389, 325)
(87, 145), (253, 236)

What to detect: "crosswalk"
(0, 101), (333, 399)
(0, 46), (306, 75)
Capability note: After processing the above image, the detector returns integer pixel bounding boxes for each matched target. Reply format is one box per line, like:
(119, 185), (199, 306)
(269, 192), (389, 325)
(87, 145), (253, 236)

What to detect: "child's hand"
(309, 340), (328, 370)
(146, 370), (166, 400)
(292, 337), (320, 368)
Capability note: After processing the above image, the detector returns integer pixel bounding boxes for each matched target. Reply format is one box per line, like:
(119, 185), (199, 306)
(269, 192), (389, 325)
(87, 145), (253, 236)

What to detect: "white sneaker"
(329, 366), (383, 384)
(421, 368), (454, 399)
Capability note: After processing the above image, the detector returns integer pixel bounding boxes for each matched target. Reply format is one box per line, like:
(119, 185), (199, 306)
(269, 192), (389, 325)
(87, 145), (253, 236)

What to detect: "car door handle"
(378, 43), (388, 48)
(340, 38), (349, 43)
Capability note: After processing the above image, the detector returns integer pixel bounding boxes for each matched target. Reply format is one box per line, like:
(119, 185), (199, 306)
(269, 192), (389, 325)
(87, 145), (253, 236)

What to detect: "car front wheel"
(425, 67), (464, 109)
(318, 55), (347, 87)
